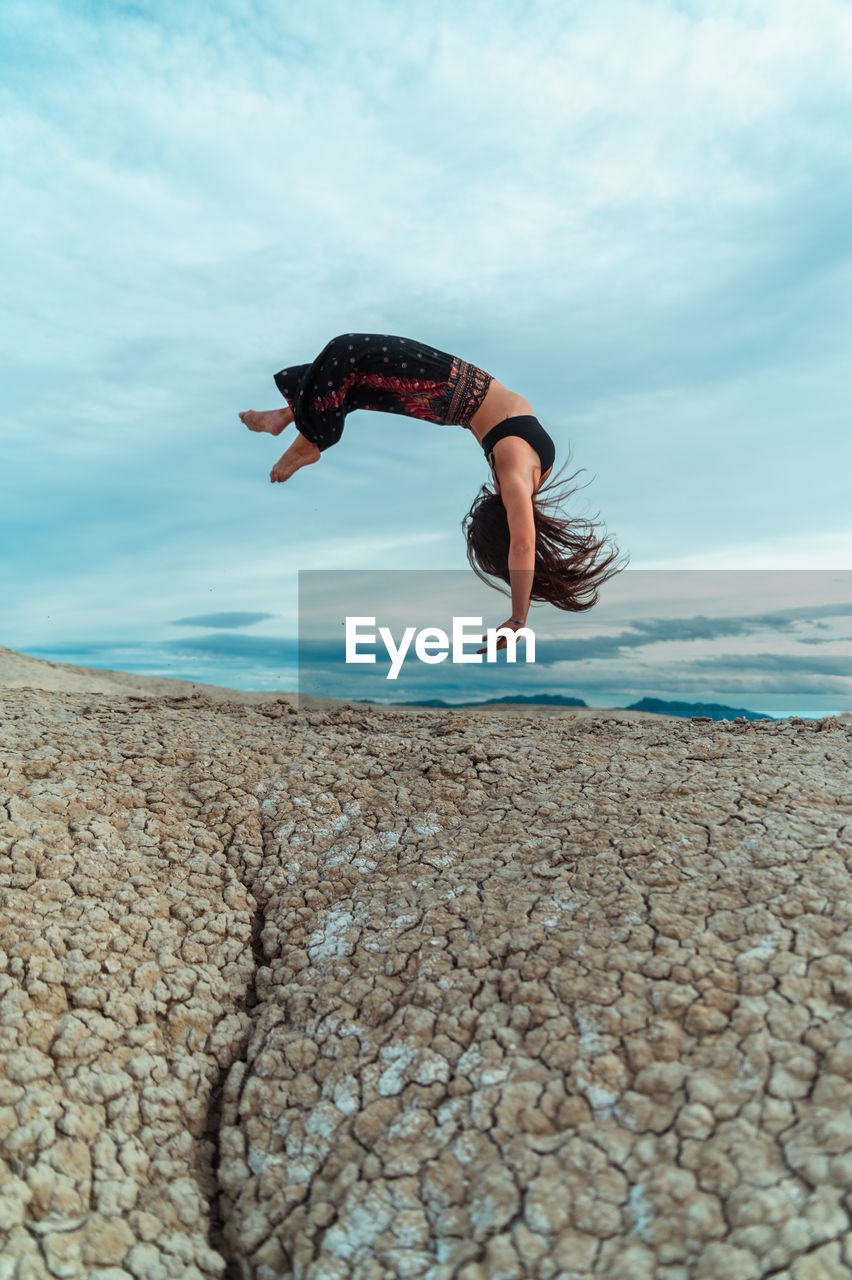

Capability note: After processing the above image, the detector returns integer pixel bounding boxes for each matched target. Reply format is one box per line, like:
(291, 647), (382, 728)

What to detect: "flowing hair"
(462, 454), (628, 612)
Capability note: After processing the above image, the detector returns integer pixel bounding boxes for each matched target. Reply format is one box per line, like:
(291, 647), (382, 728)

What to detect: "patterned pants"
(273, 333), (493, 452)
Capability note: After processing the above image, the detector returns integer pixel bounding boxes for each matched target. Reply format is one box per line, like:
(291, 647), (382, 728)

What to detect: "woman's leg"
(291, 334), (362, 451)
(239, 405), (294, 435)
(251, 333), (461, 483)
(269, 431), (320, 484)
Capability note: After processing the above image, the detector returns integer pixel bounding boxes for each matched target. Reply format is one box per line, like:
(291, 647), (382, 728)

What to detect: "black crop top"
(480, 415), (556, 480)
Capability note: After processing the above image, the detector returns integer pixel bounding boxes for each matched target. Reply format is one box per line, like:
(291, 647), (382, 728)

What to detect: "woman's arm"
(499, 474), (536, 623)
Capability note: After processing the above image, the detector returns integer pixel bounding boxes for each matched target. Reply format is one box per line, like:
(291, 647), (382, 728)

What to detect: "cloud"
(168, 633), (298, 662)
(515, 601), (852, 666)
(690, 652), (852, 677)
(171, 611), (276, 628)
(626, 602), (852, 644)
(5, 0), (852, 675)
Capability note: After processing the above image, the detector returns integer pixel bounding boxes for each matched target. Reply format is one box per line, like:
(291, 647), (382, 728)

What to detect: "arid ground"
(1, 649), (850, 1279)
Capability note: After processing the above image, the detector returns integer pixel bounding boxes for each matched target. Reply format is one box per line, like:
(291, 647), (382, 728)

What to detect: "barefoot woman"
(240, 333), (623, 633)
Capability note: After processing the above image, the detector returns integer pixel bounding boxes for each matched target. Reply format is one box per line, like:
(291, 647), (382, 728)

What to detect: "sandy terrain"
(1, 647), (850, 1278)
(0, 646), (294, 705)
(0, 645), (670, 719)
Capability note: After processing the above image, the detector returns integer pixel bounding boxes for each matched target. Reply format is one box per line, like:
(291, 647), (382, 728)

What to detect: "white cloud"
(639, 529), (852, 571)
(3, 0), (852, 677)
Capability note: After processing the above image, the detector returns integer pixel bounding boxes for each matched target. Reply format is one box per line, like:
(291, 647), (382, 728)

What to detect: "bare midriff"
(467, 378), (550, 493)
(468, 379), (535, 444)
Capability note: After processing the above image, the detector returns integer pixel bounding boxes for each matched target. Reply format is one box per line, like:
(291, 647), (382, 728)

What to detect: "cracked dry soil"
(1, 689), (851, 1280)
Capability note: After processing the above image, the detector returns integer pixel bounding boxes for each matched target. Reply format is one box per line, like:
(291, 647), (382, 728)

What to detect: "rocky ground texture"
(1, 688), (851, 1280)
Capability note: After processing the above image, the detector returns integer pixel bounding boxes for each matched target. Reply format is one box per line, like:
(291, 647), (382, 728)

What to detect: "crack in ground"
(758, 1234), (846, 1278)
(124, 713), (852, 1279)
(201, 1078), (237, 1280)
(197, 804), (273, 1280)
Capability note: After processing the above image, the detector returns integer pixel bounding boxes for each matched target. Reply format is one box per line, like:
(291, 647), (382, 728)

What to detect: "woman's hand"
(477, 618), (527, 655)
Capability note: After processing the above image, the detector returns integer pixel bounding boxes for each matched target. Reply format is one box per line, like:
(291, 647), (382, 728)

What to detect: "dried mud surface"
(1, 687), (851, 1280)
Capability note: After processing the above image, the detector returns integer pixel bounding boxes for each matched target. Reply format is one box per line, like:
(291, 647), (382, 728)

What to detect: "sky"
(295, 570), (852, 718)
(2, 0), (851, 710)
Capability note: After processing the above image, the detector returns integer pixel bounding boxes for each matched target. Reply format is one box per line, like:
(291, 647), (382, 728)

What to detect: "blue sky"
(294, 570), (852, 717)
(3, 0), (851, 707)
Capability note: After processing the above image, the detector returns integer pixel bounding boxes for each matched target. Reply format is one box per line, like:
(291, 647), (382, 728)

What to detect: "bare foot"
(270, 432), (321, 483)
(239, 407), (293, 436)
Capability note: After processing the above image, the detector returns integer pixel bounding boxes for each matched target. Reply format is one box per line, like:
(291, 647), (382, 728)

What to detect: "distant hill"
(354, 692), (774, 719)
(360, 694), (589, 709)
(621, 696), (772, 721)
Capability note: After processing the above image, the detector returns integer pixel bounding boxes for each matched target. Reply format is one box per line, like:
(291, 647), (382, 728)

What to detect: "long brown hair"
(462, 456), (628, 612)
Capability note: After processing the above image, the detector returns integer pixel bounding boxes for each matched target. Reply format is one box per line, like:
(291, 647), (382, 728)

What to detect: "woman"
(240, 333), (625, 638)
